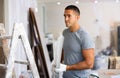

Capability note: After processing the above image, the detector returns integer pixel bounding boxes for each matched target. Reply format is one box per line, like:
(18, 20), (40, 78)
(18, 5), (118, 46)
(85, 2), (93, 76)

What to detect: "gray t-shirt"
(63, 27), (95, 78)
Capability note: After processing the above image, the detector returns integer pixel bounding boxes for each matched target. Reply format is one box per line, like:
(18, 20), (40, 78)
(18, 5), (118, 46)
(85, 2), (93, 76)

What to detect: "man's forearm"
(66, 60), (94, 71)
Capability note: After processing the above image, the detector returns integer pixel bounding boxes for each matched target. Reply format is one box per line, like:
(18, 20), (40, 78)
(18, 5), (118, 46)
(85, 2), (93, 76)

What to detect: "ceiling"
(43, 0), (119, 3)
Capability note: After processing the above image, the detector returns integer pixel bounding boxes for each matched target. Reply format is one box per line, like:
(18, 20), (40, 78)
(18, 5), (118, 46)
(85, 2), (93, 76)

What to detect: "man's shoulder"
(77, 28), (89, 36)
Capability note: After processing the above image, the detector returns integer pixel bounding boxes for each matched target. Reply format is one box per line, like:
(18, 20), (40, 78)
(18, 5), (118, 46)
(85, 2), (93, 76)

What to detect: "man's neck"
(69, 24), (80, 32)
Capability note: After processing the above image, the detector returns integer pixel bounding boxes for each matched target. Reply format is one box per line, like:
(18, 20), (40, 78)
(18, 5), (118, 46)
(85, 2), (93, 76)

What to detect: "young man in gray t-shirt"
(55, 5), (95, 78)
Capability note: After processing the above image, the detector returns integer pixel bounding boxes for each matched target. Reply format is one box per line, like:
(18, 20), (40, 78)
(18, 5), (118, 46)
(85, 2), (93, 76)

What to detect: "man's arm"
(66, 48), (94, 70)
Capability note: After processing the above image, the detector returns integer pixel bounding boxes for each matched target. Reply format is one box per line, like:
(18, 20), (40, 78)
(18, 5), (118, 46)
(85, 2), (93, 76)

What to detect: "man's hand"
(55, 63), (67, 72)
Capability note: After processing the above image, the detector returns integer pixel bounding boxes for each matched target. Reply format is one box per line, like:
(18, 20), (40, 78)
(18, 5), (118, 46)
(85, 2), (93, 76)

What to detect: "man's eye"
(68, 15), (71, 18)
(64, 15), (71, 18)
(64, 15), (66, 17)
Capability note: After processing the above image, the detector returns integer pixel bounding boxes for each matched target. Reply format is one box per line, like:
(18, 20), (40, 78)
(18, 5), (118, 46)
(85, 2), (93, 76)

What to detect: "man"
(55, 5), (95, 78)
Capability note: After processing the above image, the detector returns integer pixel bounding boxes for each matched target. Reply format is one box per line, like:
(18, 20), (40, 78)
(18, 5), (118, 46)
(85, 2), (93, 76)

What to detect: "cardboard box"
(109, 56), (120, 69)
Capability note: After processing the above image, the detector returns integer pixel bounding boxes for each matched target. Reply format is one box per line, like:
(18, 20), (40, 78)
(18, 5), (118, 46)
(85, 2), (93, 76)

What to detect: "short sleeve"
(81, 33), (95, 49)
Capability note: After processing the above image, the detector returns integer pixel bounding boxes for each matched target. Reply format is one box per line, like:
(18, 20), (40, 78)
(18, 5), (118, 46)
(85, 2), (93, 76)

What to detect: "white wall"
(45, 2), (120, 51)
(37, 1), (46, 33)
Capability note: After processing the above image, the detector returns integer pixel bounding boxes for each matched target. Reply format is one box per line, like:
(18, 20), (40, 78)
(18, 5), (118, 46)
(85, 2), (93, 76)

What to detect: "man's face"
(64, 10), (79, 28)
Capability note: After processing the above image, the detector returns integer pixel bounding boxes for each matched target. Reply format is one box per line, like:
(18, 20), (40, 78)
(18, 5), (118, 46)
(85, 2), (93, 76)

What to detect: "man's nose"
(65, 17), (68, 21)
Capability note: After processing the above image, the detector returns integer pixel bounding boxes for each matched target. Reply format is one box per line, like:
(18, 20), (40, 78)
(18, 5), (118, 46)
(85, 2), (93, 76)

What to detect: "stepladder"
(0, 23), (40, 78)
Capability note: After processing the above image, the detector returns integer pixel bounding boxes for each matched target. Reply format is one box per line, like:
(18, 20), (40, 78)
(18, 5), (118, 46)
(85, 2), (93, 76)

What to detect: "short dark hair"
(65, 5), (80, 15)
